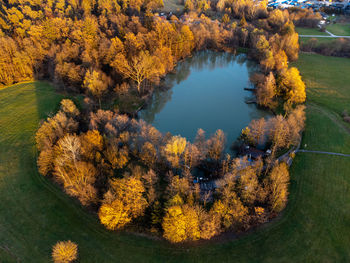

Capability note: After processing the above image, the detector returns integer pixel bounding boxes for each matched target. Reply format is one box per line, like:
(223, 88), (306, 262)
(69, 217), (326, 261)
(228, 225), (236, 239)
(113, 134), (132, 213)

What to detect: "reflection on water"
(139, 50), (270, 148)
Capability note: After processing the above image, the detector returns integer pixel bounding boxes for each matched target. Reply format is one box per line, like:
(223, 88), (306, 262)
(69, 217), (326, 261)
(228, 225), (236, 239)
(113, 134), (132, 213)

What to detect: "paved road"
(297, 149), (350, 157)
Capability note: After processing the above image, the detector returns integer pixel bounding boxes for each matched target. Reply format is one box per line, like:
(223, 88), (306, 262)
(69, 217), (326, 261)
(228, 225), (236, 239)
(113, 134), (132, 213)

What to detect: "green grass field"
(161, 0), (184, 13)
(292, 53), (350, 115)
(299, 37), (337, 45)
(295, 27), (328, 35)
(327, 23), (350, 36)
(1, 54), (350, 262)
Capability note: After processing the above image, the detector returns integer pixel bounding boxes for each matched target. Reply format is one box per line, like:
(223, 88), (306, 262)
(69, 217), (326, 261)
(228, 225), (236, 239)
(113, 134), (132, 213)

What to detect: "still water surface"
(139, 50), (270, 147)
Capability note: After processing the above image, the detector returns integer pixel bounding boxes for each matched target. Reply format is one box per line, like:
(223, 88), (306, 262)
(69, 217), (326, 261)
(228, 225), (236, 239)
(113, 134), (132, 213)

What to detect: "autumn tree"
(104, 139), (129, 169)
(54, 161), (98, 205)
(142, 169), (158, 204)
(194, 128), (207, 158)
(52, 240), (78, 263)
(60, 99), (80, 117)
(80, 130), (103, 161)
(162, 204), (202, 242)
(237, 166), (260, 205)
(286, 105), (306, 145)
(278, 67), (306, 109)
(83, 70), (109, 108)
(112, 51), (165, 94)
(166, 173), (192, 201)
(273, 50), (288, 72)
(256, 72), (277, 109)
(243, 118), (266, 146)
(162, 136), (187, 169)
(211, 192), (248, 230)
(98, 199), (131, 230)
(265, 162), (289, 212)
(268, 115), (290, 154)
(183, 144), (200, 172)
(35, 111), (78, 151)
(207, 130), (225, 161)
(140, 142), (157, 168)
(98, 176), (147, 229)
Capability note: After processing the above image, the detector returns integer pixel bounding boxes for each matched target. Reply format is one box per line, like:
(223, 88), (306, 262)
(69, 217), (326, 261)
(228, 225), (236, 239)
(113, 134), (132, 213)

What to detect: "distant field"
(296, 27), (328, 35)
(1, 54), (350, 262)
(327, 23), (350, 36)
(161, 0), (184, 13)
(299, 37), (337, 45)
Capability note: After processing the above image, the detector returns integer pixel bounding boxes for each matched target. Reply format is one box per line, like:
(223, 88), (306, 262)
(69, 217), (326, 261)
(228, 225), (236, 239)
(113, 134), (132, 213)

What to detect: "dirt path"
(297, 149), (350, 157)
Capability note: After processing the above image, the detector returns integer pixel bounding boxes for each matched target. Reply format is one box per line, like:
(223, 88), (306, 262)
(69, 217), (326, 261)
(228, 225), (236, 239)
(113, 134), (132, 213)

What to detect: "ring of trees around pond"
(0, 0), (308, 251)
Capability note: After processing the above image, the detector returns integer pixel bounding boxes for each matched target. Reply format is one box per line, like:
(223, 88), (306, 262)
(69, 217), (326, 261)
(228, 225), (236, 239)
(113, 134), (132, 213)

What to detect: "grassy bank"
(295, 27), (327, 35)
(292, 53), (350, 115)
(327, 23), (350, 36)
(1, 54), (350, 262)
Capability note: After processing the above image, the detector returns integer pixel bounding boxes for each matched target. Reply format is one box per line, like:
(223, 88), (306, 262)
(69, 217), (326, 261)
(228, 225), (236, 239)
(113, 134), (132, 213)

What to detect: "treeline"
(289, 8), (321, 28)
(0, 0), (191, 93)
(242, 105), (305, 155)
(1, 0), (304, 110)
(301, 38), (350, 58)
(36, 99), (305, 242)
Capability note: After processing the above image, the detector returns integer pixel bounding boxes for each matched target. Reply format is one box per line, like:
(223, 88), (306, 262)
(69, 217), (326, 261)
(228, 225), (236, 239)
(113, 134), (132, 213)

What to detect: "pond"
(139, 50), (270, 151)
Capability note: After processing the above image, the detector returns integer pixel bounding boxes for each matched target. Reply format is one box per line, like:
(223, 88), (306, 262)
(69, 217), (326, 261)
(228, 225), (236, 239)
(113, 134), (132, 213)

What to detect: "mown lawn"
(299, 37), (337, 45)
(1, 54), (350, 262)
(292, 53), (350, 115)
(327, 23), (350, 36)
(295, 27), (328, 35)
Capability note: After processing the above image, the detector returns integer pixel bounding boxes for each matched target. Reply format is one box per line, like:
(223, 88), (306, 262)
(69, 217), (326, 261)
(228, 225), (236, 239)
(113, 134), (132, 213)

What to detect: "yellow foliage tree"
(266, 162), (289, 212)
(35, 111), (78, 151)
(162, 204), (201, 243)
(37, 148), (54, 176)
(54, 161), (98, 205)
(80, 130), (103, 161)
(52, 240), (78, 263)
(212, 192), (248, 230)
(99, 176), (147, 229)
(163, 136), (187, 168)
(98, 199), (132, 230)
(140, 142), (157, 167)
(279, 67), (306, 106)
(60, 99), (79, 117)
(83, 70), (109, 108)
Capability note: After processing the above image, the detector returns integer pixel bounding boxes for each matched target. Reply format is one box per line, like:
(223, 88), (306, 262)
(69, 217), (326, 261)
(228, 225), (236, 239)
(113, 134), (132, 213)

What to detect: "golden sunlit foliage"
(99, 176), (147, 229)
(265, 162), (290, 212)
(35, 93), (305, 242)
(99, 199), (132, 230)
(163, 136), (187, 169)
(113, 51), (165, 94)
(22, 0), (307, 243)
(60, 99), (80, 116)
(52, 240), (78, 263)
(278, 67), (306, 108)
(162, 204), (202, 242)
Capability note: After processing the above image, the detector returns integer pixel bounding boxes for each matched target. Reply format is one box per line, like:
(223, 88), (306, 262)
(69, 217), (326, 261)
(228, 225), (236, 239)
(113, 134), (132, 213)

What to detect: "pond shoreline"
(137, 50), (272, 148)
